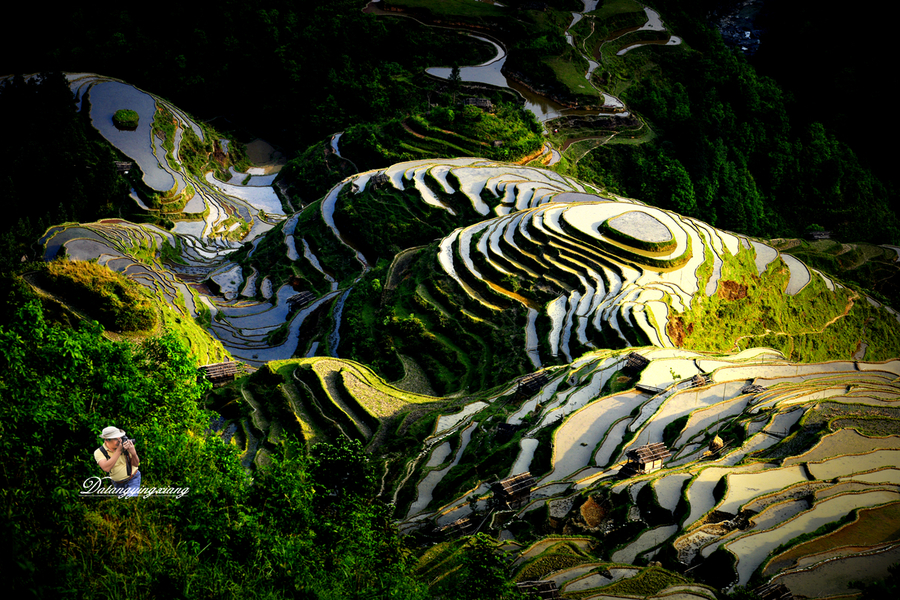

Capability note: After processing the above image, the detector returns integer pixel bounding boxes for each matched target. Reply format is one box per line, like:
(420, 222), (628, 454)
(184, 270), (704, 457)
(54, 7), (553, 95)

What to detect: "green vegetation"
(0, 298), (440, 599)
(673, 243), (900, 362)
(598, 565), (687, 595)
(38, 259), (157, 332)
(112, 108), (139, 129)
(514, 542), (589, 581)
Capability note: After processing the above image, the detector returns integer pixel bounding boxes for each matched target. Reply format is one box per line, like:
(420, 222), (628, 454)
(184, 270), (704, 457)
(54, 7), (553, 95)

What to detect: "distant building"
(623, 352), (650, 375)
(805, 230), (832, 240)
(516, 580), (561, 599)
(464, 97), (493, 111)
(516, 371), (550, 401)
(438, 516), (474, 538)
(287, 291), (315, 311)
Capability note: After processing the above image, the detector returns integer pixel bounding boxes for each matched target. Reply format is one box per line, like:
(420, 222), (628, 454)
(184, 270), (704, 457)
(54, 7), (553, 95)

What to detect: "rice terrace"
(2, 1), (899, 599)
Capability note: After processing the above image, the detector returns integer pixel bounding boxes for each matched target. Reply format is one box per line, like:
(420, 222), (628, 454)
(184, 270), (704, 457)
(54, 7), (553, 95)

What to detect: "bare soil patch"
(718, 280), (748, 301)
(667, 314), (693, 347)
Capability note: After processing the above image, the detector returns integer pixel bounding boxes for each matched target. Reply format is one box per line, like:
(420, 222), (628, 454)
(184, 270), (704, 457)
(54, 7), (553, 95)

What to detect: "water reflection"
(85, 81), (176, 192)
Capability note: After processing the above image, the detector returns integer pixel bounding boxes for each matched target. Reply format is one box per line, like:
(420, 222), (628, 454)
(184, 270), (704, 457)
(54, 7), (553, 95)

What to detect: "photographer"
(94, 426), (141, 497)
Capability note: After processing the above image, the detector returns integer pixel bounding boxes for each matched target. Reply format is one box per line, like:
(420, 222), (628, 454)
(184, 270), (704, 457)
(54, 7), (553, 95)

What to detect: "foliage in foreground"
(0, 298), (437, 599)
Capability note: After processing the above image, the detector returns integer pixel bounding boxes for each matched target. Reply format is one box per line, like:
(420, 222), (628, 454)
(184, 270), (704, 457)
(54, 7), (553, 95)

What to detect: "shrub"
(113, 108), (139, 130)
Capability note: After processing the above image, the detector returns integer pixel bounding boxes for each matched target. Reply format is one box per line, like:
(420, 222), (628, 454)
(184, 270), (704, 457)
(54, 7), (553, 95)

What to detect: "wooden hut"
(199, 361), (241, 386)
(619, 442), (671, 478)
(438, 516), (475, 538)
(752, 582), (793, 600)
(804, 230), (832, 241)
(493, 472), (535, 509)
(623, 352), (650, 375)
(636, 383), (665, 395)
(115, 161), (134, 173)
(464, 97), (493, 111)
(287, 291), (316, 311)
(370, 173), (390, 189)
(516, 371), (550, 401)
(516, 580), (561, 599)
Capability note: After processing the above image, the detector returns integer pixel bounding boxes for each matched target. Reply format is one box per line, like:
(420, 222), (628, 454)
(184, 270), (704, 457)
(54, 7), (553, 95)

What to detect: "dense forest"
(2, 1), (899, 598)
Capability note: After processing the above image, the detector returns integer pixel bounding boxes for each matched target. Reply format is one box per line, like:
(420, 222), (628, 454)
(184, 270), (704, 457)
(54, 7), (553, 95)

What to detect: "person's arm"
(96, 445), (122, 473)
(124, 439), (140, 468)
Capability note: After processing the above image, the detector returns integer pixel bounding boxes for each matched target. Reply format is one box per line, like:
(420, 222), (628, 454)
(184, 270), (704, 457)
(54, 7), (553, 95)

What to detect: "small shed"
(493, 472), (535, 509)
(516, 371), (550, 400)
(370, 173), (390, 189)
(438, 516), (474, 538)
(115, 161), (134, 173)
(752, 582), (793, 600)
(690, 374), (710, 387)
(623, 352), (650, 375)
(620, 442), (671, 477)
(805, 230), (832, 241)
(464, 97), (493, 110)
(516, 580), (561, 599)
(287, 291), (316, 311)
(199, 361), (241, 386)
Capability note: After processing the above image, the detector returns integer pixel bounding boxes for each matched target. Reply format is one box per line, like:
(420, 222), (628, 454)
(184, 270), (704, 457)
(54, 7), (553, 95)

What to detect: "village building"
(370, 173), (390, 189)
(464, 97), (493, 111)
(622, 352), (650, 375)
(438, 516), (475, 538)
(516, 580), (561, 599)
(492, 472), (535, 509)
(516, 371), (550, 401)
(199, 361), (241, 387)
(804, 230), (832, 240)
(752, 582), (793, 600)
(287, 291), (316, 312)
